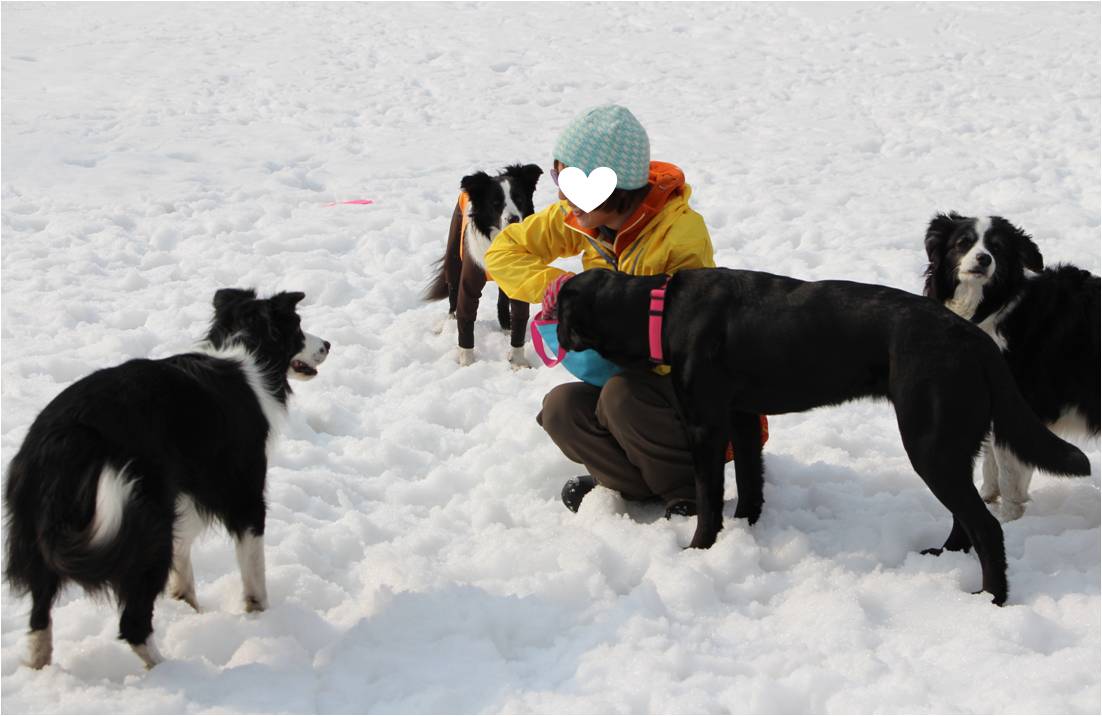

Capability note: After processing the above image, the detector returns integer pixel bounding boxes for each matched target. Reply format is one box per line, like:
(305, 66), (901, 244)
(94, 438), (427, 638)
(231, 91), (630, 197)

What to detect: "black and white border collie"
(924, 212), (1100, 519)
(3, 289), (329, 670)
(424, 164), (542, 367)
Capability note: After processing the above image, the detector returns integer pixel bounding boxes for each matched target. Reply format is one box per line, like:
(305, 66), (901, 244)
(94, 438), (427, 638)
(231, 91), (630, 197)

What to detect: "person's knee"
(538, 383), (595, 438)
(595, 374), (634, 426)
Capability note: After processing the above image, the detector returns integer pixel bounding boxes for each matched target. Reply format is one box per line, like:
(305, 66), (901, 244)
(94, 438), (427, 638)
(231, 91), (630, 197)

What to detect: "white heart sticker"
(558, 166), (618, 213)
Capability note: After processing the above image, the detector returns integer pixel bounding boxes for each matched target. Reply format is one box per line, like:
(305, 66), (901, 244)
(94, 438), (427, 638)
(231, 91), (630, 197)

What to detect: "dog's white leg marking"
(979, 441), (1000, 503)
(131, 637), (164, 669)
(235, 531), (268, 613)
(507, 345), (532, 370)
(26, 625), (52, 669)
(457, 346), (476, 367)
(169, 495), (205, 611)
(994, 443), (1032, 521)
(89, 464), (135, 547)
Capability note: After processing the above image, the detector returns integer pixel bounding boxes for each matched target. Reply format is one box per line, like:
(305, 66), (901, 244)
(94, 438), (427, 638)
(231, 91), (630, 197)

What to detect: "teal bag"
(530, 319), (623, 387)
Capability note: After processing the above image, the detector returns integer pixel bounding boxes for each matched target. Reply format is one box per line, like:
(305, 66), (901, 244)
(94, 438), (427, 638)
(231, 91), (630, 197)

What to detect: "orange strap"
(724, 415), (769, 462)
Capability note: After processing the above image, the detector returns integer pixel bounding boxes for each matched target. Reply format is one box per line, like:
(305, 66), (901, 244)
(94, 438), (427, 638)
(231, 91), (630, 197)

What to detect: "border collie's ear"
(460, 171), (495, 198)
(271, 291), (306, 313)
(213, 288), (257, 313)
(924, 213), (958, 260)
(1002, 219), (1043, 272)
(507, 164), (543, 192)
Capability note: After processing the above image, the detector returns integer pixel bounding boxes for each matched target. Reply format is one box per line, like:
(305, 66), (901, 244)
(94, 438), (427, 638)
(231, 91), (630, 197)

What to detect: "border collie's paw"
(458, 347), (475, 366)
(244, 595), (268, 613)
(508, 346), (532, 370)
(999, 500), (1026, 522)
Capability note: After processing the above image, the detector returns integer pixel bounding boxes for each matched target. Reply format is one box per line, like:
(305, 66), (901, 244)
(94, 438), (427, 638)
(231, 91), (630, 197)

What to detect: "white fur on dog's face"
(502, 176), (522, 226)
(956, 217), (996, 284)
(289, 332), (329, 381)
(946, 217), (996, 321)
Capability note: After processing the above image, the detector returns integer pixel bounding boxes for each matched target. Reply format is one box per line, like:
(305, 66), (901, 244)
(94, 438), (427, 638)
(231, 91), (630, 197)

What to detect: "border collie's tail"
(984, 346), (1091, 476)
(423, 199), (465, 303)
(423, 255), (450, 302)
(4, 459), (140, 594)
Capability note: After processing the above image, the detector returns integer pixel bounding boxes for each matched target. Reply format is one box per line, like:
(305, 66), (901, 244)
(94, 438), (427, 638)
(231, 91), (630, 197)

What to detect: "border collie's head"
(923, 212), (1043, 322)
(460, 164), (543, 237)
(206, 288), (330, 384)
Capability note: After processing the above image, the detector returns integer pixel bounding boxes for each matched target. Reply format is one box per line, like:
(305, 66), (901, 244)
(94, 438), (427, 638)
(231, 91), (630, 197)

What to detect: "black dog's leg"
(921, 516), (972, 556)
(730, 410), (764, 524)
(25, 565), (59, 669)
(497, 289), (511, 331)
(456, 259), (488, 352)
(672, 364), (732, 549)
(895, 396), (1007, 604)
(508, 298), (530, 348)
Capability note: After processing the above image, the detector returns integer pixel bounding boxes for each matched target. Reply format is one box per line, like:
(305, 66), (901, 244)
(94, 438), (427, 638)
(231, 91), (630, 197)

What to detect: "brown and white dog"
(424, 164), (542, 367)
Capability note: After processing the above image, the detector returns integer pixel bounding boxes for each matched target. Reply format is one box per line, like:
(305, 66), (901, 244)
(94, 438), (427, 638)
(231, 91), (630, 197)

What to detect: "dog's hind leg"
(920, 516), (972, 555)
(993, 444), (1033, 521)
(235, 529), (268, 613)
(118, 557), (172, 669)
(729, 409), (765, 525)
(168, 494), (205, 612)
(978, 440), (999, 503)
(25, 569), (59, 669)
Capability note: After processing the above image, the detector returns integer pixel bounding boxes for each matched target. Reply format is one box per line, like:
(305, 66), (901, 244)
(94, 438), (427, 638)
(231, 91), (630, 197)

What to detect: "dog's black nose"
(323, 341), (331, 352)
(975, 253), (991, 268)
(506, 215), (520, 225)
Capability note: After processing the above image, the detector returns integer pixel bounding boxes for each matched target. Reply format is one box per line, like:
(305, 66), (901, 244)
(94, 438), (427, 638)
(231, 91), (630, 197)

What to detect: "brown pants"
(537, 369), (697, 505)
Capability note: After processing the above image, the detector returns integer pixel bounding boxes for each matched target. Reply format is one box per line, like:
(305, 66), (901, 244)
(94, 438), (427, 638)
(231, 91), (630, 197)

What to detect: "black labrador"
(555, 268), (1091, 604)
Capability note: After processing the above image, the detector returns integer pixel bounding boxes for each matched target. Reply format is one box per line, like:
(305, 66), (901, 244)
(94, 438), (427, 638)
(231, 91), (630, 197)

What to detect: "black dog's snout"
(975, 253), (991, 268)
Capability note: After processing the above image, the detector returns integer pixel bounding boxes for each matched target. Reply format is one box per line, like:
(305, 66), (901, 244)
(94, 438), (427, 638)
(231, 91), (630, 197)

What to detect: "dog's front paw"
(457, 347), (475, 366)
(244, 595), (268, 613)
(999, 500), (1026, 522)
(979, 484), (999, 503)
(507, 346), (532, 370)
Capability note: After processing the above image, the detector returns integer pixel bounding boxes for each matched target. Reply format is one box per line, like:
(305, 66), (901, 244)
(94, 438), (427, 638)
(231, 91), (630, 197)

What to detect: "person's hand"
(540, 272), (575, 320)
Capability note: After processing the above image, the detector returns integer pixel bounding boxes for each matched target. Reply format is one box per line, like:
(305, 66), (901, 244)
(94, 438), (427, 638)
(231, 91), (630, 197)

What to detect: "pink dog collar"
(649, 277), (670, 364)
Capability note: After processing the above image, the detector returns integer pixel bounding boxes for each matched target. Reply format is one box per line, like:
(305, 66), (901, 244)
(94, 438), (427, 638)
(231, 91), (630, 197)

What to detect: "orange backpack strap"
(724, 415), (770, 462)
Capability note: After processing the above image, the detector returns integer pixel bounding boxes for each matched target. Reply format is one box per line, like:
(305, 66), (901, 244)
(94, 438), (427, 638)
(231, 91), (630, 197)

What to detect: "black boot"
(561, 475), (598, 513)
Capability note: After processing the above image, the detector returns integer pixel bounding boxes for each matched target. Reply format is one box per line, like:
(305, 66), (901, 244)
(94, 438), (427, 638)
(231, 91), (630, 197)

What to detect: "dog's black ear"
(213, 288), (257, 313)
(506, 164), (543, 192)
(924, 213), (959, 260)
(460, 171), (495, 198)
(270, 291), (306, 314)
(1000, 218), (1044, 272)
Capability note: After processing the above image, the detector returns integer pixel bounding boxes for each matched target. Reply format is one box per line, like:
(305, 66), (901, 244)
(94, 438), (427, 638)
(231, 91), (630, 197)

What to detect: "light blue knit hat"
(554, 105), (651, 190)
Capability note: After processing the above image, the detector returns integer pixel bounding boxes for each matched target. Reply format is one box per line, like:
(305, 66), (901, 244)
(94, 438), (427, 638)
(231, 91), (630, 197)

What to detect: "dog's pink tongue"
(291, 360), (318, 376)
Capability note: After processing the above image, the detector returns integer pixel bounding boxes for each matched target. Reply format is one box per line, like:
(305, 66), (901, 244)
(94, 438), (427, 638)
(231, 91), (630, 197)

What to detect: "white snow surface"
(2, 2), (1099, 713)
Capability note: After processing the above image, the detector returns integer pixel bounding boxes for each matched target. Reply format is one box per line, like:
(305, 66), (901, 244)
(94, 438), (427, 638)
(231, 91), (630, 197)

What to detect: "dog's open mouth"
(290, 359), (318, 377)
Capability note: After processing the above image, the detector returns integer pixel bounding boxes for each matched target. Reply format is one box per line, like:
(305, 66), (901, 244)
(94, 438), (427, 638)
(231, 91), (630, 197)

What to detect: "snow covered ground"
(2, 2), (1099, 713)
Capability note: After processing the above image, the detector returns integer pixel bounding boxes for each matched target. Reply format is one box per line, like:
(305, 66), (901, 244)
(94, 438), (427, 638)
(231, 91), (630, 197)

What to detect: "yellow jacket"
(485, 161), (715, 303)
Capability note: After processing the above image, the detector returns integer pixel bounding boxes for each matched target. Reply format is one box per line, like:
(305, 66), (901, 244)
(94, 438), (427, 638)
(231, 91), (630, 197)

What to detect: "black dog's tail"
(5, 454), (143, 596)
(983, 345), (1091, 477)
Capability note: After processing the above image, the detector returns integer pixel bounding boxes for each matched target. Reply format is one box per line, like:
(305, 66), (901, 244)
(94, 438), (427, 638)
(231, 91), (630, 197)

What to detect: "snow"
(2, 2), (1099, 713)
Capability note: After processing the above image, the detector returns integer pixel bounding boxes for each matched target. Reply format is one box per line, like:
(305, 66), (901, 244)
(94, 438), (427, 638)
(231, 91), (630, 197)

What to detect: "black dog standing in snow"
(554, 268), (1091, 605)
(4, 289), (329, 669)
(424, 164), (542, 367)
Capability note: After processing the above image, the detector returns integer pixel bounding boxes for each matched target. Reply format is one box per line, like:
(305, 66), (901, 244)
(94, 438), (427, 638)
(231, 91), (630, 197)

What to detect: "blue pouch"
(531, 319), (623, 387)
